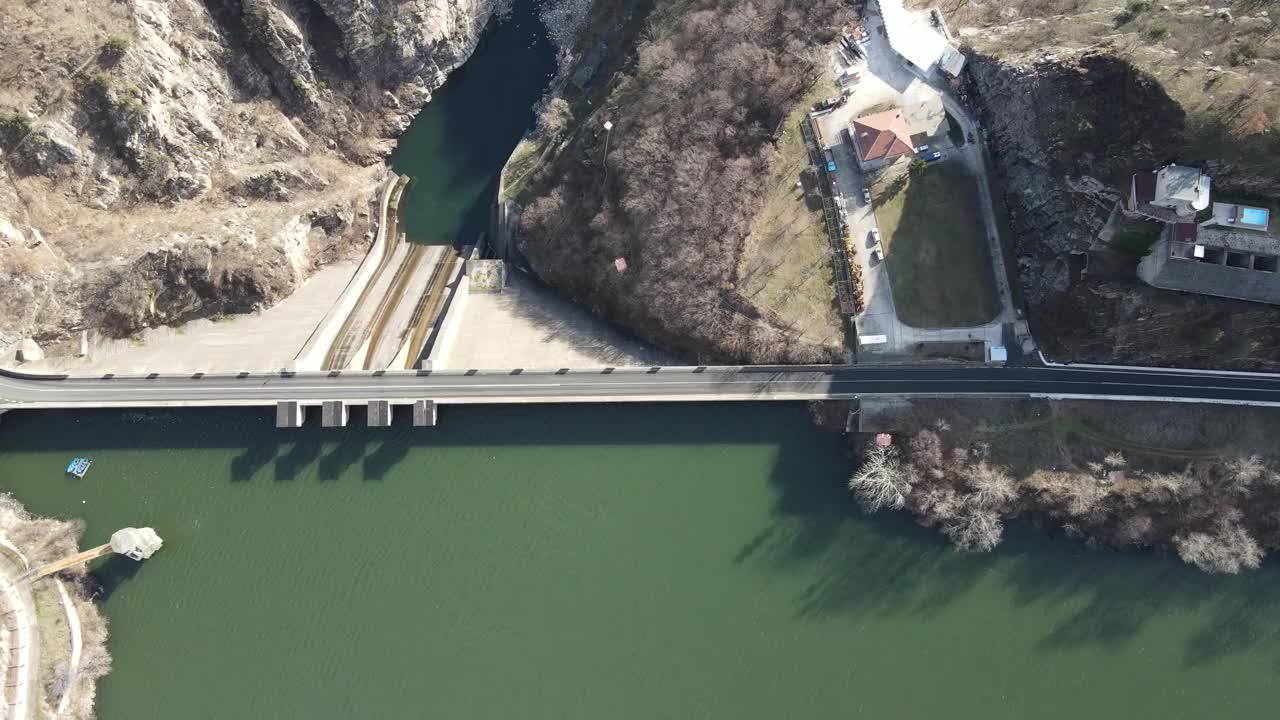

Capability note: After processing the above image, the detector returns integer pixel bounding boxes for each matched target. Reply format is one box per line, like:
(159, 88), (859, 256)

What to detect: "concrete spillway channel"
(321, 177), (410, 371)
(360, 244), (434, 369)
(398, 250), (460, 369)
(363, 246), (462, 370)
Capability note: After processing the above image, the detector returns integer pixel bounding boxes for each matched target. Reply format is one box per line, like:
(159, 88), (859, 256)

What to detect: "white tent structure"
(878, 0), (965, 77)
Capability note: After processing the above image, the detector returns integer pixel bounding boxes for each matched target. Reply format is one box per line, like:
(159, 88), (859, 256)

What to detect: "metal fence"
(800, 117), (856, 315)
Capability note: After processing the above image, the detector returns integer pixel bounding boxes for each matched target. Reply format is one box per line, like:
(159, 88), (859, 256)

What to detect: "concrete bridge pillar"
(321, 401), (348, 428)
(413, 400), (437, 427)
(367, 400), (392, 427)
(275, 402), (303, 428)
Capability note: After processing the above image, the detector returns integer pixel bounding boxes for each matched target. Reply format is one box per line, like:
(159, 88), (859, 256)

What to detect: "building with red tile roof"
(850, 108), (914, 169)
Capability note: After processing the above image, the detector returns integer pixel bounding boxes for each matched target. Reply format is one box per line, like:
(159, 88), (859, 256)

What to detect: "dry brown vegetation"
(0, 493), (111, 718)
(517, 0), (855, 363)
(846, 399), (1280, 573)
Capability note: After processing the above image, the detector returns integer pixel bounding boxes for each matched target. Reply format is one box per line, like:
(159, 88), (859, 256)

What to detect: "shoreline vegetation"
(0, 494), (110, 719)
(824, 398), (1280, 574)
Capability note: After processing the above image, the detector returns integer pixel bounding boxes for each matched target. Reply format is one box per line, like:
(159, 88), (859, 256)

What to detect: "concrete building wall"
(1140, 232), (1280, 305)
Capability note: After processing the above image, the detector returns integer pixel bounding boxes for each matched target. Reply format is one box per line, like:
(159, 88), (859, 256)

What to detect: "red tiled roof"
(851, 108), (914, 163)
(1173, 223), (1198, 243)
(1132, 171), (1156, 204)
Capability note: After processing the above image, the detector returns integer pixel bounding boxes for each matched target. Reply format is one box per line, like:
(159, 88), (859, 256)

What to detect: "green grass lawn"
(872, 162), (1000, 328)
(737, 76), (843, 348)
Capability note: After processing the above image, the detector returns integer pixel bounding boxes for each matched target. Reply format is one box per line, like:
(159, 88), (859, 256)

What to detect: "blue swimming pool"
(1241, 207), (1270, 226)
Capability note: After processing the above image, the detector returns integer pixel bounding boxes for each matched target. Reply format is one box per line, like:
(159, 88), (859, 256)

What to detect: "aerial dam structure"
(296, 174), (468, 374)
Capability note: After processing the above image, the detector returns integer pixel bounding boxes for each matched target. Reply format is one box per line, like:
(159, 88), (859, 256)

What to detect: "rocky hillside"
(0, 0), (494, 358)
(939, 0), (1280, 368)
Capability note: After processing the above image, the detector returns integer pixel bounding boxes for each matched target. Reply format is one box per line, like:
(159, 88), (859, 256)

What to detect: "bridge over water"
(4, 364), (1280, 427)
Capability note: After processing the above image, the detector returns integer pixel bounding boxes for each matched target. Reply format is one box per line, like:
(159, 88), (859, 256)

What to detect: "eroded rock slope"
(0, 0), (493, 357)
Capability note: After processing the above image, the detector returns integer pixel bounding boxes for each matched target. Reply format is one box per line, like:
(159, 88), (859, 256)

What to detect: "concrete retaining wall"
(294, 175), (406, 371)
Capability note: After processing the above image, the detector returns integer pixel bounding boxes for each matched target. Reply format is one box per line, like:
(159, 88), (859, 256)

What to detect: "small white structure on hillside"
(111, 527), (163, 561)
(878, 0), (966, 77)
(1128, 164), (1211, 221)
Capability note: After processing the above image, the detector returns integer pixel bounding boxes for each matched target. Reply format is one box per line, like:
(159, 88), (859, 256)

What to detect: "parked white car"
(861, 187), (872, 205)
(914, 144), (929, 154)
(869, 229), (881, 245)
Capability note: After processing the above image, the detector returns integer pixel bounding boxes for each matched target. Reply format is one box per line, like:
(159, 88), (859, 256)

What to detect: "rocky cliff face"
(951, 0), (1280, 369)
(0, 0), (493, 356)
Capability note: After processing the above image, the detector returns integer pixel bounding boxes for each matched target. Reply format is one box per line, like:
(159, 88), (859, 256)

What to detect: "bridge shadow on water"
(6, 403), (1280, 669)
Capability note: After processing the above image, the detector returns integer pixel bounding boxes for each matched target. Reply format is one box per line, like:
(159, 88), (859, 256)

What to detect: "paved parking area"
(808, 3), (1015, 358)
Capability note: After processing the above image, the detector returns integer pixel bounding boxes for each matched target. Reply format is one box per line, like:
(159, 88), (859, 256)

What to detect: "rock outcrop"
(0, 0), (495, 357)
(959, 42), (1280, 369)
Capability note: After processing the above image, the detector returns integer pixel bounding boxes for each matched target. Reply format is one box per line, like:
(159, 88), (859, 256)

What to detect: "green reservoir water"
(3, 2), (1280, 717)
(1, 404), (1280, 718)
(389, 2), (554, 246)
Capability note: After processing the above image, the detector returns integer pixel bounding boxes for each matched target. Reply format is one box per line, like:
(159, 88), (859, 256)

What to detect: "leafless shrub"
(849, 444), (911, 512)
(1103, 451), (1127, 469)
(1142, 471), (1192, 502)
(909, 483), (961, 527)
(1173, 517), (1264, 574)
(1114, 514), (1155, 546)
(1227, 454), (1266, 490)
(942, 507), (1003, 552)
(962, 461), (1017, 510)
(536, 97), (573, 139)
(907, 430), (944, 479)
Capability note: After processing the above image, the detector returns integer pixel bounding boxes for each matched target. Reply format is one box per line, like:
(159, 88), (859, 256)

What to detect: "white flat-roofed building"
(878, 0), (966, 77)
(1127, 164), (1211, 221)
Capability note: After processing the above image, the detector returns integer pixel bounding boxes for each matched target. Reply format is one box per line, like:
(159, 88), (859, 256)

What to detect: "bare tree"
(1103, 451), (1127, 469)
(1173, 517), (1264, 574)
(963, 461), (1018, 510)
(1227, 454), (1266, 490)
(1114, 514), (1155, 546)
(908, 430), (944, 478)
(536, 97), (573, 139)
(942, 507), (1003, 552)
(849, 444), (911, 512)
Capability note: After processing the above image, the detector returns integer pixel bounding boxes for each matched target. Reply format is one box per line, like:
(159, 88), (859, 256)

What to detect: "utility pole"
(601, 120), (613, 189)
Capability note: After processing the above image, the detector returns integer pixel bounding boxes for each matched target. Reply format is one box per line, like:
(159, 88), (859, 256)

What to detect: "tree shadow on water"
(996, 527), (1280, 668)
(738, 432), (994, 622)
(743, 429), (1280, 670)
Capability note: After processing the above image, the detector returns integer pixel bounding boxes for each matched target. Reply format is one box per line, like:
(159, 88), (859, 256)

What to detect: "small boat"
(66, 457), (92, 478)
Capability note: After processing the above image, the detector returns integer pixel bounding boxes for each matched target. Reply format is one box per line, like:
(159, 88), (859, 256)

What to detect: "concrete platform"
(433, 272), (676, 370)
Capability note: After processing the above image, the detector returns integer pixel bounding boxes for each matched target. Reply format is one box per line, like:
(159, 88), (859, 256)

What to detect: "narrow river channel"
(2, 3), (1280, 717)
(389, 1), (554, 246)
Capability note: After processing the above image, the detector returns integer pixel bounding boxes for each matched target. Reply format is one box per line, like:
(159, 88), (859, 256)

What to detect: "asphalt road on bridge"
(4, 364), (1280, 410)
